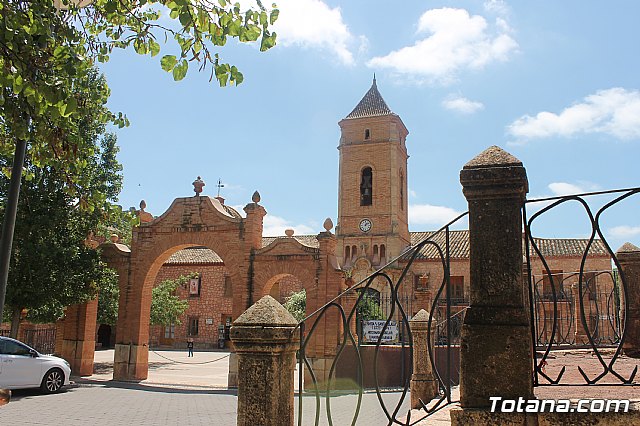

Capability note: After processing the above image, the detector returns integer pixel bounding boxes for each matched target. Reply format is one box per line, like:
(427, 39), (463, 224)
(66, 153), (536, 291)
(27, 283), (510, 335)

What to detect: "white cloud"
(409, 204), (462, 227)
(507, 88), (640, 143)
(609, 226), (640, 239)
(442, 94), (484, 114)
(367, 8), (517, 84)
(484, 0), (509, 15)
(262, 214), (315, 237)
(548, 182), (585, 196)
(271, 0), (359, 65)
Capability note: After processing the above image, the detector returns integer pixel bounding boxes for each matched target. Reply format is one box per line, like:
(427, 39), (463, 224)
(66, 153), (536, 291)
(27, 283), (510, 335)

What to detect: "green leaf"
(270, 9), (279, 25)
(172, 60), (188, 81)
(149, 39), (160, 57)
(260, 32), (276, 52)
(160, 55), (178, 72)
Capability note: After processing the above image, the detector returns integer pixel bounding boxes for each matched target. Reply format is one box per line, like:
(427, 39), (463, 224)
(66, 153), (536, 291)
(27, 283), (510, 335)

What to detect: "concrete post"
(410, 309), (439, 409)
(452, 146), (533, 423)
(231, 295), (299, 426)
(617, 242), (640, 357)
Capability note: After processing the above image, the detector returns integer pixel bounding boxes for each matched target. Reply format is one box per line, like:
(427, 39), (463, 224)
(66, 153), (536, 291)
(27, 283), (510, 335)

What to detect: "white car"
(0, 336), (71, 393)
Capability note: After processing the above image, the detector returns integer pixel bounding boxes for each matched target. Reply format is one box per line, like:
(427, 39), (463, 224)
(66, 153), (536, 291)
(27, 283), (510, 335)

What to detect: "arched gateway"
(60, 187), (343, 383)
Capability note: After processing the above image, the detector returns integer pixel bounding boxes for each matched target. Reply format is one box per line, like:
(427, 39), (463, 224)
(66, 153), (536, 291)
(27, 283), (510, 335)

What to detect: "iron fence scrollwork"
(295, 213), (468, 426)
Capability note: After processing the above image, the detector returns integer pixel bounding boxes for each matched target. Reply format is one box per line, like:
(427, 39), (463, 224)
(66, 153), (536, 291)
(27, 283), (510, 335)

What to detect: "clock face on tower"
(359, 218), (372, 233)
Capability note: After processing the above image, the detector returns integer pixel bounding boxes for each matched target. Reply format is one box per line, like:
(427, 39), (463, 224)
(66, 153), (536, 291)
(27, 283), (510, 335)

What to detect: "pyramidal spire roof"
(345, 75), (394, 119)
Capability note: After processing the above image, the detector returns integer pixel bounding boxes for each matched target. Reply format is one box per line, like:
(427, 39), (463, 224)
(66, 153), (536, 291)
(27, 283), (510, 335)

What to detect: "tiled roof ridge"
(261, 234), (319, 249)
(345, 77), (394, 120)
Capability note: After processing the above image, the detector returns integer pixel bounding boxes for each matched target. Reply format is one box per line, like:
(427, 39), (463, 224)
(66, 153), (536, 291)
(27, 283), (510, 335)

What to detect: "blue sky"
(100, 0), (639, 248)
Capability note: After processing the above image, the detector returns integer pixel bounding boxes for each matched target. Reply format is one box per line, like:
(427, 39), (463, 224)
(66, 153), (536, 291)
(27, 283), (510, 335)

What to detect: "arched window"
(352, 245), (357, 259)
(364, 129), (370, 140)
(380, 244), (386, 264)
(360, 167), (373, 206)
(344, 246), (351, 265)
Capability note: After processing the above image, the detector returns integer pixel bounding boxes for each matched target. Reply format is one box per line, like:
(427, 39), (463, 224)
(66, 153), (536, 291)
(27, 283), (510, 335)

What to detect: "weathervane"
(217, 178), (225, 197)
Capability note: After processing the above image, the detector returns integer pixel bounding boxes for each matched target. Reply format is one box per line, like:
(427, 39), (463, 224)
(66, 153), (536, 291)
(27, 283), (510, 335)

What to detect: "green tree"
(0, 0), (278, 320)
(1, 69), (125, 336)
(150, 274), (193, 326)
(356, 293), (384, 321)
(283, 289), (306, 322)
(96, 268), (119, 326)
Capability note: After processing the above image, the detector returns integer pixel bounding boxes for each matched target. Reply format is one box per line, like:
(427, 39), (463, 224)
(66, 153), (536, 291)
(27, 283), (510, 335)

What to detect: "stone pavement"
(0, 349), (424, 425)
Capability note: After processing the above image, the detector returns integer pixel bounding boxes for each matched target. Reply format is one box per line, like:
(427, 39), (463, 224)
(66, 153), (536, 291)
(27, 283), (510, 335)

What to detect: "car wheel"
(40, 368), (65, 394)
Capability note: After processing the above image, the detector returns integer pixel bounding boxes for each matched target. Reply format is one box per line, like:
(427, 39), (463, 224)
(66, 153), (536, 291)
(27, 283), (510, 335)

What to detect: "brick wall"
(149, 263), (233, 349)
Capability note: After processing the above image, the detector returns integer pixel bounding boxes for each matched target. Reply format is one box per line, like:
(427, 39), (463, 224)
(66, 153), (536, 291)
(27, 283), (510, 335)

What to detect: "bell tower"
(336, 77), (410, 272)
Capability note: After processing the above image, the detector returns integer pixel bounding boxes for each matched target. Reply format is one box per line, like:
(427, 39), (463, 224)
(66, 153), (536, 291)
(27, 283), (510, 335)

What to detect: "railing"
(532, 271), (621, 347)
(23, 328), (57, 355)
(295, 212), (468, 426)
(524, 186), (640, 386)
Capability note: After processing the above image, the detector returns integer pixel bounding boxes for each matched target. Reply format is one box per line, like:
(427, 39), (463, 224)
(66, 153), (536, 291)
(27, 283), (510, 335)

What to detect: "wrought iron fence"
(295, 212), (468, 426)
(23, 328), (57, 355)
(524, 186), (640, 386)
(532, 271), (622, 347)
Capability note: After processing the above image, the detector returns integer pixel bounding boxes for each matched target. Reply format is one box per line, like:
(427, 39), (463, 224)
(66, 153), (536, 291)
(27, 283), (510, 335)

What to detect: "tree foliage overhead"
(150, 274), (193, 326)
(0, 68), (126, 326)
(0, 0), (278, 179)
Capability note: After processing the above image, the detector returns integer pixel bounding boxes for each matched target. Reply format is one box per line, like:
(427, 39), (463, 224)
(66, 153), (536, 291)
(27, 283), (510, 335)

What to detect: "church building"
(146, 78), (613, 350)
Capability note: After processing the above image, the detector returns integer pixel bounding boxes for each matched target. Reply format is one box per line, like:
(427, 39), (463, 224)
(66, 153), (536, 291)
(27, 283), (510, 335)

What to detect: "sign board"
(362, 320), (399, 344)
(205, 318), (213, 325)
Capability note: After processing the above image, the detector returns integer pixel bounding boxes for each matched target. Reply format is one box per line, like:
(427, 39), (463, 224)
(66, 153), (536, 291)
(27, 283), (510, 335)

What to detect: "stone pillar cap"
(463, 145), (522, 169)
(234, 296), (297, 327)
(410, 309), (430, 322)
(617, 242), (640, 254)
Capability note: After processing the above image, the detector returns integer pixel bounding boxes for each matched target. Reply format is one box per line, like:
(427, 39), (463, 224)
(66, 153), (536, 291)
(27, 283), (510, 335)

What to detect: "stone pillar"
(453, 146), (533, 423)
(410, 309), (439, 409)
(231, 296), (299, 426)
(61, 297), (98, 376)
(617, 242), (640, 357)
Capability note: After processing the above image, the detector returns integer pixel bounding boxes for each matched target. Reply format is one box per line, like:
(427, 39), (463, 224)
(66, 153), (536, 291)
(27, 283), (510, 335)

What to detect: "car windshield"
(0, 339), (33, 356)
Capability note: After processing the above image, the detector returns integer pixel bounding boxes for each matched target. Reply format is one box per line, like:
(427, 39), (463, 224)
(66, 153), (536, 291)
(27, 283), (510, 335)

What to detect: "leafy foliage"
(283, 289), (306, 322)
(149, 274), (193, 326)
(97, 267), (120, 326)
(1, 69), (126, 326)
(356, 293), (384, 321)
(0, 0), (278, 184)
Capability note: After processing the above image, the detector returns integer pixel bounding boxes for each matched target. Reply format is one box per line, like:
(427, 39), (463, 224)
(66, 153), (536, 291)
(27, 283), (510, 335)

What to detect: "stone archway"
(113, 194), (266, 381)
(263, 273), (304, 304)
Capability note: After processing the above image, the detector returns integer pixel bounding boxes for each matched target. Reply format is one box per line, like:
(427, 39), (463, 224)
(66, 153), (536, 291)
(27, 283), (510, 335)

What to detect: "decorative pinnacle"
(373, 73), (376, 86)
(285, 229), (294, 237)
(252, 190), (261, 203)
(193, 176), (205, 196)
(323, 217), (334, 232)
(139, 200), (147, 210)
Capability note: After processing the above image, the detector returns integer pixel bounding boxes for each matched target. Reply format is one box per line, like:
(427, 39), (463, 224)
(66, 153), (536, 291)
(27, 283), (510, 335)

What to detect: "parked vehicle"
(0, 336), (71, 393)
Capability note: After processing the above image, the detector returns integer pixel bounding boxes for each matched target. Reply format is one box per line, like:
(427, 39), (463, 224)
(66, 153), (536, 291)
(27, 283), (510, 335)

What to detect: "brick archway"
(113, 195), (265, 381)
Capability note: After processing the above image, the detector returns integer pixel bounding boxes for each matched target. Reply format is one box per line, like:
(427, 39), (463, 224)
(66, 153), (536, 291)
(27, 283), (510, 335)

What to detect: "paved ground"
(1, 349), (422, 425)
(2, 348), (638, 425)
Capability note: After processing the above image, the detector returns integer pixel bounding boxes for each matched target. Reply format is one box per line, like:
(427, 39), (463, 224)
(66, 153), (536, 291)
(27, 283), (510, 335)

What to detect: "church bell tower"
(336, 77), (410, 273)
